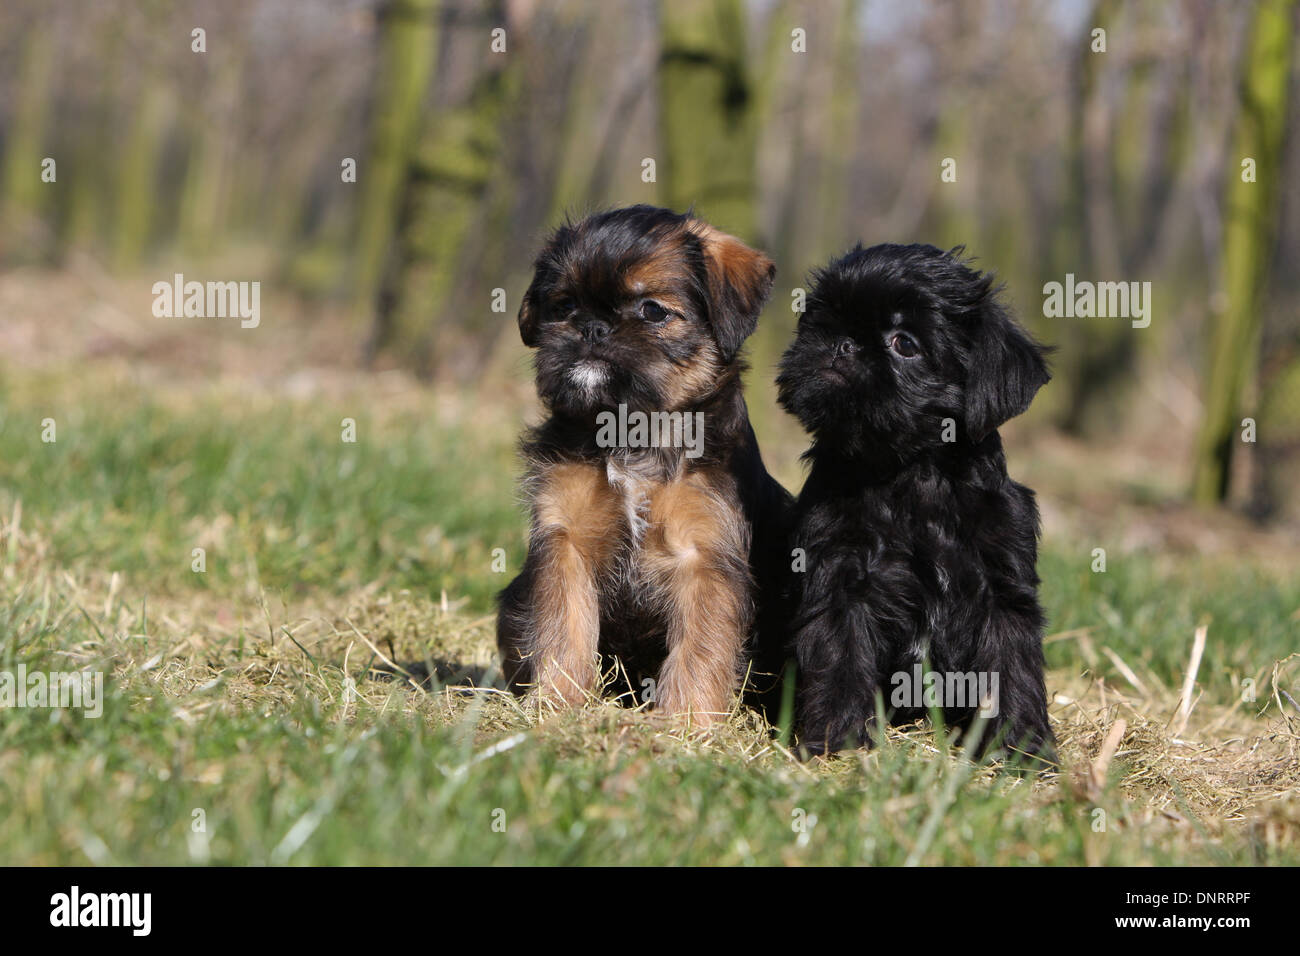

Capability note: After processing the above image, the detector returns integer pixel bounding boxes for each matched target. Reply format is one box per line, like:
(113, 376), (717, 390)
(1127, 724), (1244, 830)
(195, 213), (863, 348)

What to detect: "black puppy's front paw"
(965, 710), (1057, 772)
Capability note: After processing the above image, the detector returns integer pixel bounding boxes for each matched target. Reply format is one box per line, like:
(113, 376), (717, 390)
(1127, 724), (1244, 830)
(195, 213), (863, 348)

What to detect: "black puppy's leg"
(966, 604), (1055, 765)
(793, 555), (885, 755)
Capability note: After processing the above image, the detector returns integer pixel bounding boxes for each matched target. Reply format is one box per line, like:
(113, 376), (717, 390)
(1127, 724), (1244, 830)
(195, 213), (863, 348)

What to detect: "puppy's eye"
(889, 332), (920, 358)
(552, 297), (577, 318)
(640, 300), (670, 323)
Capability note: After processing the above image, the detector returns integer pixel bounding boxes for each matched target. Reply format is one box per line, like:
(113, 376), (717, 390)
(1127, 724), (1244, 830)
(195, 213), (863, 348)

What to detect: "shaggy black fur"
(777, 243), (1056, 764)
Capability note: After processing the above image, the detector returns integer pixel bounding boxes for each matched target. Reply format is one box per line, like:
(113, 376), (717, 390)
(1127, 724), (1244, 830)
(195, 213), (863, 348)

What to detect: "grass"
(1040, 549), (1299, 701)
(0, 366), (522, 607)
(1, 360), (1297, 866)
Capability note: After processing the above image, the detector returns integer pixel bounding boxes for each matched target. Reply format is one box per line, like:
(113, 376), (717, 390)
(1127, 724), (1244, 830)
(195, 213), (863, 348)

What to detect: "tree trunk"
(112, 83), (172, 269)
(1, 21), (56, 258)
(1191, 0), (1295, 504)
(814, 0), (860, 265)
(352, 0), (438, 337)
(369, 1), (515, 375)
(177, 57), (241, 258)
(658, 0), (759, 240)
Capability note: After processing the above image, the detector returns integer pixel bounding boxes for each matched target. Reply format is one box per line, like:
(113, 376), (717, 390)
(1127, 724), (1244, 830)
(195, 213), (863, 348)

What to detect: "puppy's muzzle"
(580, 317), (612, 345)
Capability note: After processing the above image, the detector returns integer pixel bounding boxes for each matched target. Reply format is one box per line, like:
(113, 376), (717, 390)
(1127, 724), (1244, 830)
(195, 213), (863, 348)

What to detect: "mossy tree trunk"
(352, 0), (438, 337)
(1055, 0), (1134, 435)
(177, 55), (241, 259)
(1, 21), (56, 256)
(814, 0), (860, 265)
(758, 0), (811, 276)
(368, 1), (515, 375)
(112, 83), (172, 269)
(658, 0), (759, 240)
(1192, 0), (1295, 504)
(62, 31), (117, 256)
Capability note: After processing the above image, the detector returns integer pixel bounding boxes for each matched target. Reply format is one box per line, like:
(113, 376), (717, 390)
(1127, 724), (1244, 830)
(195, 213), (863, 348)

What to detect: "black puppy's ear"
(964, 299), (1050, 442)
(517, 277), (541, 348)
(688, 220), (776, 361)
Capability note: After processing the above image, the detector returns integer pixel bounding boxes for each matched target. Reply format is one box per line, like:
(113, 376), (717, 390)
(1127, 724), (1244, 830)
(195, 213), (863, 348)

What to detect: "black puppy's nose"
(581, 318), (612, 344)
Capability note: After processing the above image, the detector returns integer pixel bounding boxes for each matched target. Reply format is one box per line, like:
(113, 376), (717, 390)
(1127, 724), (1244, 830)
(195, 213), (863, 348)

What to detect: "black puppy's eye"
(889, 332), (920, 358)
(640, 300), (670, 323)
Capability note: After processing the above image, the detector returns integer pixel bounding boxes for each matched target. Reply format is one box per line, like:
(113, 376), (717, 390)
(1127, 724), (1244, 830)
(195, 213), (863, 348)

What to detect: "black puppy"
(777, 243), (1055, 764)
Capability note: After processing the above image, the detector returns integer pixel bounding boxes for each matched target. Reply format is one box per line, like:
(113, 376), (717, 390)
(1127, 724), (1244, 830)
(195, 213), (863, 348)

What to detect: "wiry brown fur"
(526, 463), (621, 703)
(642, 475), (751, 717)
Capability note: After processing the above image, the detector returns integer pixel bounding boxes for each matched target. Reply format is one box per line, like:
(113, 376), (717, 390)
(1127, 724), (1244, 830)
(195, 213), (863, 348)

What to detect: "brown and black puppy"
(497, 205), (792, 726)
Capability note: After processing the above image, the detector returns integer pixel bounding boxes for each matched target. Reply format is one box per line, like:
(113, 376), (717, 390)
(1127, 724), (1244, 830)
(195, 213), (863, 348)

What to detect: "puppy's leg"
(965, 604), (1055, 765)
(496, 565), (535, 693)
(793, 552), (886, 755)
(523, 463), (620, 706)
(645, 478), (751, 726)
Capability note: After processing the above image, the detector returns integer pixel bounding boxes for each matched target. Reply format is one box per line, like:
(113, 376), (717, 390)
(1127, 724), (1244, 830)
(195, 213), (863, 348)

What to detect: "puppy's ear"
(688, 221), (776, 361)
(964, 300), (1050, 442)
(517, 277), (541, 348)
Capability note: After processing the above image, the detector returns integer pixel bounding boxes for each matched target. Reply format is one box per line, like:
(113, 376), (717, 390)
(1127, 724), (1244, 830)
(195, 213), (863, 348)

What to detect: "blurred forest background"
(1, 0), (1297, 521)
(4, 0), (1299, 869)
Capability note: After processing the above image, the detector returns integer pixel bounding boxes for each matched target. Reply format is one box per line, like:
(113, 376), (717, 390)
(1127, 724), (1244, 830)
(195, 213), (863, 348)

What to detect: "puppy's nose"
(581, 319), (612, 344)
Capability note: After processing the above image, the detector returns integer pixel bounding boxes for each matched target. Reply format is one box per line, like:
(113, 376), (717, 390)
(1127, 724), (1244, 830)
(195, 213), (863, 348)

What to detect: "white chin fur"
(568, 361), (608, 392)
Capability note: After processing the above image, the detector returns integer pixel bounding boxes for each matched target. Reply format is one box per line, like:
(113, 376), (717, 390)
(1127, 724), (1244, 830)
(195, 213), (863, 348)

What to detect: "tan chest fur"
(533, 456), (742, 586)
